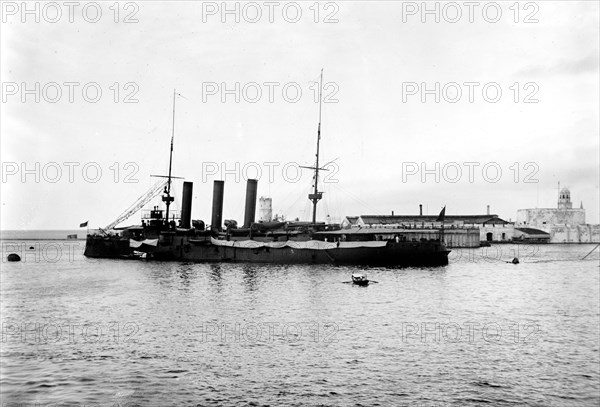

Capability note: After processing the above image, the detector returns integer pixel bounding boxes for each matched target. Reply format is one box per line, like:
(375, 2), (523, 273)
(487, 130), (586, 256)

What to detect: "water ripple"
(1, 242), (598, 405)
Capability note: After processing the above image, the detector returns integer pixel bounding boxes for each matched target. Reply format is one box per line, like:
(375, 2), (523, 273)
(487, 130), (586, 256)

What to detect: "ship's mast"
(163, 88), (176, 223)
(308, 69), (324, 224)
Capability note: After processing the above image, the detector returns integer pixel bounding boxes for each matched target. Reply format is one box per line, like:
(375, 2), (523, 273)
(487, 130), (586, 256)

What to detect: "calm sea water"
(0, 230), (86, 240)
(1, 236), (599, 406)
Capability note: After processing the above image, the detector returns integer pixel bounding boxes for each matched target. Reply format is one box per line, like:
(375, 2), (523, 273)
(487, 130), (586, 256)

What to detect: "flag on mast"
(79, 221), (88, 227)
(436, 206), (446, 222)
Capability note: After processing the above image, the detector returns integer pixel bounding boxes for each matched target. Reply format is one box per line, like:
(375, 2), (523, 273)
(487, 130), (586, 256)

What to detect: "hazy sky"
(1, 1), (598, 229)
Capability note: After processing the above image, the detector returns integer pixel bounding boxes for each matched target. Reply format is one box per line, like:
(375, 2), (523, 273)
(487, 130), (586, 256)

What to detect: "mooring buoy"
(7, 253), (21, 262)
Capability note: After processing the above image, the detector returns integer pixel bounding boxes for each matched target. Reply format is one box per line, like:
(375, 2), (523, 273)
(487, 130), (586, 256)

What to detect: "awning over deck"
(210, 238), (387, 250)
(129, 239), (158, 248)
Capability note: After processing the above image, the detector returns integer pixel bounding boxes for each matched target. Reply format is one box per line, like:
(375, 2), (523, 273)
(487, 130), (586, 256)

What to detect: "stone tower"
(558, 187), (572, 209)
(258, 197), (272, 222)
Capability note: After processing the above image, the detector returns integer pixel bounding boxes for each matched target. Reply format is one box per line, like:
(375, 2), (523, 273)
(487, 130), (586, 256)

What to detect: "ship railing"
(141, 210), (181, 220)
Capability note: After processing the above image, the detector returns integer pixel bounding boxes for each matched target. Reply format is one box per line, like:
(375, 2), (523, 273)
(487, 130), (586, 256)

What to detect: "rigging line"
(303, 199), (312, 221)
(322, 198), (330, 219)
(270, 181), (305, 210)
(322, 182), (343, 220)
(334, 185), (374, 209)
(320, 157), (340, 168)
(329, 183), (380, 214)
(284, 184), (314, 219)
(582, 243), (599, 260)
(283, 183), (313, 215)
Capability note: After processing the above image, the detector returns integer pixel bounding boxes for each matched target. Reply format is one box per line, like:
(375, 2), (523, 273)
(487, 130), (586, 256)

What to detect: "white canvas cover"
(209, 238), (387, 250)
(338, 241), (387, 248)
(129, 239), (159, 248)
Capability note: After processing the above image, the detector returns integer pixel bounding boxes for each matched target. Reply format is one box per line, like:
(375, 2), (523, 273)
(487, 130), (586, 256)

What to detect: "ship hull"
(83, 235), (133, 258)
(147, 237), (450, 267)
(85, 234), (450, 266)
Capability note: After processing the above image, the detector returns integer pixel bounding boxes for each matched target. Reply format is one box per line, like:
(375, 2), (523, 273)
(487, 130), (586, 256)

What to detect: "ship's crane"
(102, 90), (183, 233)
(103, 180), (169, 231)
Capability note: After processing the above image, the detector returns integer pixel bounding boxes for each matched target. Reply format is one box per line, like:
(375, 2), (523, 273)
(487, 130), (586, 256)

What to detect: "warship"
(84, 74), (450, 266)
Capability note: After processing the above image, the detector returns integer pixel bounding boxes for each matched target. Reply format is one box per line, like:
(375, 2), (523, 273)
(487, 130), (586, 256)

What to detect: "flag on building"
(79, 221), (88, 227)
(436, 206), (446, 222)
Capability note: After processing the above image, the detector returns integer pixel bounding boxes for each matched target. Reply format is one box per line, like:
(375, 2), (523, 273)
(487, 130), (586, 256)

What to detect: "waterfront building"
(340, 211), (511, 248)
(516, 187), (600, 243)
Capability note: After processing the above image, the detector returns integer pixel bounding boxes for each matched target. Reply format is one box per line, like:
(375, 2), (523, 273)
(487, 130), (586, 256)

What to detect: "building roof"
(514, 228), (550, 236)
(357, 215), (510, 225)
(343, 216), (359, 225)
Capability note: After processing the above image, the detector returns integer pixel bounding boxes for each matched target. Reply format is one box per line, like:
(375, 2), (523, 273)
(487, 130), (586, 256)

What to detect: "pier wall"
(544, 224), (600, 243)
(442, 228), (481, 248)
(367, 228), (480, 248)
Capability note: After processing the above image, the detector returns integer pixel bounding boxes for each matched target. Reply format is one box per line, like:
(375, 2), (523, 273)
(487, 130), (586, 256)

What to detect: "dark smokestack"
(243, 179), (258, 228)
(211, 180), (224, 231)
(487, 205), (490, 215)
(419, 204), (423, 216)
(181, 181), (193, 229)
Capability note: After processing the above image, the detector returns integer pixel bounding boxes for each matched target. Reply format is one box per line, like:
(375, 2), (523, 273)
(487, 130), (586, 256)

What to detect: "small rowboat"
(351, 273), (369, 286)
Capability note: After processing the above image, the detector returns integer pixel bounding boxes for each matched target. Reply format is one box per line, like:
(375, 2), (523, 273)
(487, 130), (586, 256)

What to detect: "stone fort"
(516, 187), (599, 243)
